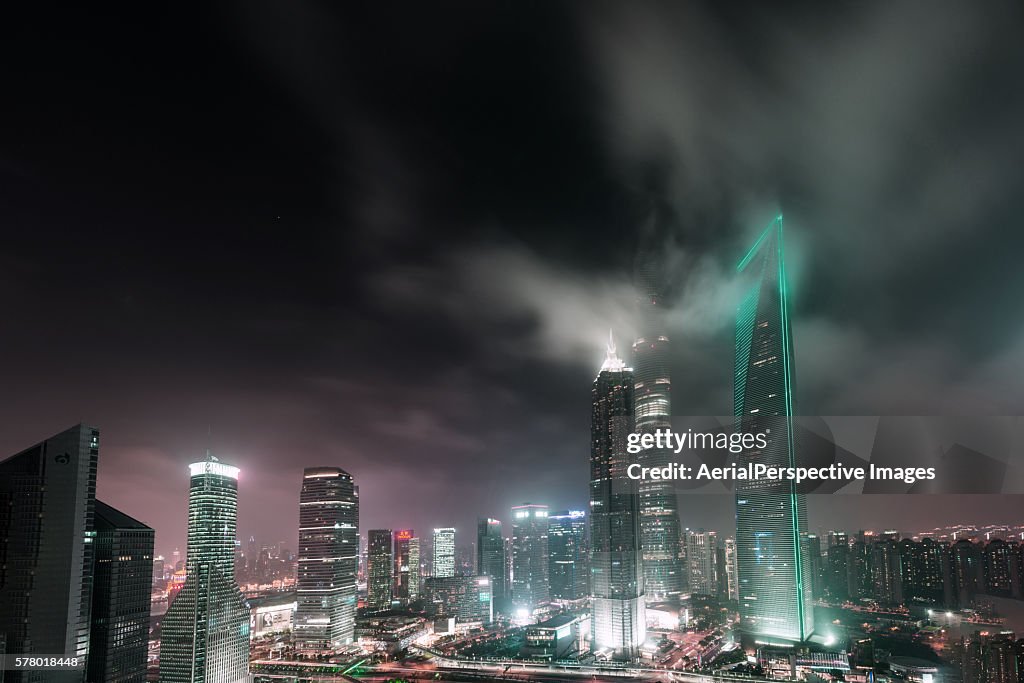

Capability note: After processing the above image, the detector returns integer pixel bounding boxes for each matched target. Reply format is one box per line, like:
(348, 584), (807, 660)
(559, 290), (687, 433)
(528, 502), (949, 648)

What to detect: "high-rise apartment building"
(733, 216), (814, 643)
(160, 456), (250, 683)
(511, 504), (550, 616)
(432, 528), (456, 578)
(0, 424), (99, 683)
(89, 500), (154, 683)
(294, 467), (358, 650)
(589, 338), (645, 659)
(367, 530), (393, 611)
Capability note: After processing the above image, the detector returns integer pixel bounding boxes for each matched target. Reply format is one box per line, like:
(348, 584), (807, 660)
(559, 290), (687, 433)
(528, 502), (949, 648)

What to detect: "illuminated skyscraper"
(685, 530), (718, 596)
(733, 215), (814, 643)
(408, 537), (421, 601)
(477, 519), (506, 606)
(432, 528), (456, 578)
(548, 511), (587, 601)
(393, 530), (415, 605)
(0, 424), (99, 683)
(724, 538), (739, 601)
(89, 500), (154, 683)
(589, 338), (645, 659)
(294, 467), (358, 650)
(160, 456), (250, 683)
(634, 225), (685, 600)
(511, 504), (550, 615)
(367, 530), (393, 611)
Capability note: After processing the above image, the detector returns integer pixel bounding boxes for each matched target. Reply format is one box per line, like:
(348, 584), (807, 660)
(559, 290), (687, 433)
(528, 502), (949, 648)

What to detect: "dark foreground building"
(0, 424), (99, 683)
(89, 500), (154, 683)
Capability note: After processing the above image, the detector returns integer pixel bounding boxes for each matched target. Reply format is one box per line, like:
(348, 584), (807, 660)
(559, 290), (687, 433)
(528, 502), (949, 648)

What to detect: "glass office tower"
(548, 511), (587, 601)
(477, 519), (506, 607)
(0, 424), (99, 683)
(89, 500), (154, 683)
(294, 467), (358, 650)
(159, 457), (250, 683)
(511, 504), (550, 616)
(589, 339), (645, 659)
(733, 216), (814, 643)
(367, 530), (393, 611)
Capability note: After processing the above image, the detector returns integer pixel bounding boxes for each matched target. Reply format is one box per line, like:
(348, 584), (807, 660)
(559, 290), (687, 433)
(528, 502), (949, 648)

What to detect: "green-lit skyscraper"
(733, 216), (814, 643)
(160, 457), (251, 683)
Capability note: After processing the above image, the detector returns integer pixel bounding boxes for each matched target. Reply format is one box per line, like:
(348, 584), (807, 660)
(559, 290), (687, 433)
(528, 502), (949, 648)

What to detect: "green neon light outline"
(775, 216), (807, 641)
(737, 214), (783, 272)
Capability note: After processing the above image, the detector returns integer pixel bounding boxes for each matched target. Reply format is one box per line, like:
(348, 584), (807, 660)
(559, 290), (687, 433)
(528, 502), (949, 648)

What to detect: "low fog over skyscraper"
(633, 213), (685, 600)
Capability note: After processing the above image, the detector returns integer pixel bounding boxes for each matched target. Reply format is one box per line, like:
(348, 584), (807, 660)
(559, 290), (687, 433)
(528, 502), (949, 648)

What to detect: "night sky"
(3, 2), (1024, 559)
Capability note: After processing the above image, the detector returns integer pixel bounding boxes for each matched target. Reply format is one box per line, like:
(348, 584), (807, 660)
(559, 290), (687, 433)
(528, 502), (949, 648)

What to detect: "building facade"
(408, 537), (421, 601)
(511, 504), (550, 616)
(477, 519), (506, 607)
(159, 457), (251, 683)
(432, 528), (456, 578)
(686, 530), (718, 596)
(548, 511), (587, 601)
(733, 216), (814, 643)
(0, 424), (99, 683)
(294, 467), (358, 650)
(393, 530), (415, 605)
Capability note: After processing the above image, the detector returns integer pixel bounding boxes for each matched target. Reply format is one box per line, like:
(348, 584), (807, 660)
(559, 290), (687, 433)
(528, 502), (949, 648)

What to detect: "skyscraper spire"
(601, 330), (627, 372)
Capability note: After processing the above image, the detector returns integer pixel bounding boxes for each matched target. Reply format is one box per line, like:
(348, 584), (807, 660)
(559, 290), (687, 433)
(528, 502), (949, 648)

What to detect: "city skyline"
(4, 3), (1024, 680)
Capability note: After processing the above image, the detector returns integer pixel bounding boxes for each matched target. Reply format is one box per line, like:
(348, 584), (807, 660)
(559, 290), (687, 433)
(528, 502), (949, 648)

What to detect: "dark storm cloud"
(2, 2), (1023, 555)
(582, 1), (1024, 417)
